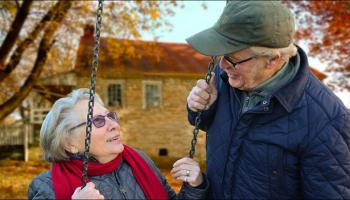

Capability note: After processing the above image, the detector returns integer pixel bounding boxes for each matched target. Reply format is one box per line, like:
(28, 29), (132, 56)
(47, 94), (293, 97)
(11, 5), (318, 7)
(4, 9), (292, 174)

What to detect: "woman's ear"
(63, 128), (85, 154)
(64, 142), (79, 154)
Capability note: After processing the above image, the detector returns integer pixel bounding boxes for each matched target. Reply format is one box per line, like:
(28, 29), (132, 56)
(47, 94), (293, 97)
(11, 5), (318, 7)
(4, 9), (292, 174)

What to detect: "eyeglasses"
(70, 112), (118, 131)
(223, 55), (257, 68)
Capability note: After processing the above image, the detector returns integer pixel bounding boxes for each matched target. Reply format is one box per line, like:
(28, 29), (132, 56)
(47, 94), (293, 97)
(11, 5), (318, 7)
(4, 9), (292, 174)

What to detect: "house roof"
(75, 34), (211, 78)
(75, 26), (326, 80)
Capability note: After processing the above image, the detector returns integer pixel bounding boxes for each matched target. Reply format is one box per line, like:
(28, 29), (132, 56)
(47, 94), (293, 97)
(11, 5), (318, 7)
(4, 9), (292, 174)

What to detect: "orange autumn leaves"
(285, 1), (350, 72)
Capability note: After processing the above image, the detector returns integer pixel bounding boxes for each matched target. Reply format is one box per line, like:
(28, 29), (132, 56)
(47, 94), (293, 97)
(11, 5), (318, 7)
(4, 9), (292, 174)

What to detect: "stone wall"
(77, 76), (206, 167)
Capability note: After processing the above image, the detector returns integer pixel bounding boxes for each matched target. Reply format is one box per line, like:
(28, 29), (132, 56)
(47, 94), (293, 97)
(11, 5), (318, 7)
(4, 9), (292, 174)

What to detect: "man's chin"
(228, 79), (244, 89)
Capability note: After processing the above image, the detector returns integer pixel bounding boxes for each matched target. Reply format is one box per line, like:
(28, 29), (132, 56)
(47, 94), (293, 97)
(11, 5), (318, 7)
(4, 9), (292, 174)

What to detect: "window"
(159, 148), (168, 156)
(107, 83), (123, 107)
(143, 81), (161, 109)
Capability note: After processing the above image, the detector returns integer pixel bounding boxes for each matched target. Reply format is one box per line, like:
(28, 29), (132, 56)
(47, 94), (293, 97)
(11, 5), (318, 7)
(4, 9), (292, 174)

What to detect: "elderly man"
(186, 1), (350, 199)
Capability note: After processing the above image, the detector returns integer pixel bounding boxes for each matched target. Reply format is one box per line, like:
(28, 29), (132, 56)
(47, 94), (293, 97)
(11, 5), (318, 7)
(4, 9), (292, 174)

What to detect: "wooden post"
(23, 121), (29, 162)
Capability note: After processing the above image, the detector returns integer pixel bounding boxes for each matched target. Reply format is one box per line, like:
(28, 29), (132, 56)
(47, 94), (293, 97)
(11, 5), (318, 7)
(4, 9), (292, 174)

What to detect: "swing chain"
(82, 0), (104, 187)
(189, 56), (216, 158)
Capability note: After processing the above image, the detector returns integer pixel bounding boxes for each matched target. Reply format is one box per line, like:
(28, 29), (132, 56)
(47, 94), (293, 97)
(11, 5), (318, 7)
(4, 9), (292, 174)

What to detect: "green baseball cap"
(186, 1), (295, 56)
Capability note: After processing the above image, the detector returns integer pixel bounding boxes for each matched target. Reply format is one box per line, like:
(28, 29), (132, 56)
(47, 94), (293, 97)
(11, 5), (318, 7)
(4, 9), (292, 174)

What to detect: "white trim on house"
(30, 108), (50, 124)
(27, 92), (52, 124)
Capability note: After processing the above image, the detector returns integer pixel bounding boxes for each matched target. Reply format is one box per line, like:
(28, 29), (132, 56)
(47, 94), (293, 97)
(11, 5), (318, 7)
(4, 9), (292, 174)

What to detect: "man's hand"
(187, 72), (217, 112)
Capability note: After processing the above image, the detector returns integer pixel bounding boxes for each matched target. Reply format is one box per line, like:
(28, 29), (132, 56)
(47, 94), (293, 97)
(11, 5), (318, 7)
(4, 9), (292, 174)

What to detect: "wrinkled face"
(69, 99), (124, 163)
(219, 48), (270, 91)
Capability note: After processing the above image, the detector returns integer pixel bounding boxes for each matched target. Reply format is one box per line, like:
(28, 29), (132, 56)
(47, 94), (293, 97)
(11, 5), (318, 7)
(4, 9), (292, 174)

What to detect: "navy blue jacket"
(188, 47), (350, 199)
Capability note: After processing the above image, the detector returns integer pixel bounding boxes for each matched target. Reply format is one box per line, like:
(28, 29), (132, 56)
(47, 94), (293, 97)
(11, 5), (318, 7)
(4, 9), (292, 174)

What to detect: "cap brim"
(186, 27), (249, 56)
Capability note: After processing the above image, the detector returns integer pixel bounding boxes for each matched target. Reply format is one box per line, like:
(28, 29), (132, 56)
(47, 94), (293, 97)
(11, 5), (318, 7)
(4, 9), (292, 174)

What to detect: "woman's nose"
(106, 117), (119, 130)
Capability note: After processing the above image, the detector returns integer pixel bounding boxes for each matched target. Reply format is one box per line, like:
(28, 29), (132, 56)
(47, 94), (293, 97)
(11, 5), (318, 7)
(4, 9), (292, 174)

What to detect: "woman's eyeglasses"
(223, 55), (257, 68)
(70, 112), (118, 131)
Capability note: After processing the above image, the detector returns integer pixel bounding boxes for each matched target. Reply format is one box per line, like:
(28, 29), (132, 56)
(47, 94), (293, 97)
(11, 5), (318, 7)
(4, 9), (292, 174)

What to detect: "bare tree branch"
(0, 0), (34, 69)
(0, 1), (61, 82)
(0, 1), (72, 121)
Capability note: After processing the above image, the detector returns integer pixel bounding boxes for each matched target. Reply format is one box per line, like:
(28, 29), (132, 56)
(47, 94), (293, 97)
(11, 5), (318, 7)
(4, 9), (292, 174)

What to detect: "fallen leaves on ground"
(0, 160), (50, 199)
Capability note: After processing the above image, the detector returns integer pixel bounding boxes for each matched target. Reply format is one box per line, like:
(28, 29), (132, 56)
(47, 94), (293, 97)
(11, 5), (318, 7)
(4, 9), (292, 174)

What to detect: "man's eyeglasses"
(70, 112), (118, 131)
(223, 55), (257, 68)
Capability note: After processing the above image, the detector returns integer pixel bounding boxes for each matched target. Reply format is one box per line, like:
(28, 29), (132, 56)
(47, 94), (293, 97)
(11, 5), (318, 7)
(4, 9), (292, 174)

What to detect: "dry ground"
(0, 147), (181, 199)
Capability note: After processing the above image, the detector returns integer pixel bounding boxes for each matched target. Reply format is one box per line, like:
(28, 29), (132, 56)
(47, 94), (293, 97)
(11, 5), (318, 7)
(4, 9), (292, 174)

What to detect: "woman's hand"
(171, 157), (203, 187)
(72, 182), (104, 199)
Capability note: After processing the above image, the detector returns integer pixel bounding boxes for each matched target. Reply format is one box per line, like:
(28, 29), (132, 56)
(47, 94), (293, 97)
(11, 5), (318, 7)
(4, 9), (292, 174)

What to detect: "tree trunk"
(0, 1), (72, 121)
(0, 1), (61, 82)
(0, 0), (34, 69)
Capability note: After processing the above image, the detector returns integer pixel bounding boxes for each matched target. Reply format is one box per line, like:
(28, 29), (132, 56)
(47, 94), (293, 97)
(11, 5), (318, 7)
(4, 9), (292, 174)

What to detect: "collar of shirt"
(240, 53), (301, 113)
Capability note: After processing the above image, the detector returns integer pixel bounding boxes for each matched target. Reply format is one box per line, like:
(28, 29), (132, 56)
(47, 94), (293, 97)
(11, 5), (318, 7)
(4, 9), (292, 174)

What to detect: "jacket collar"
(273, 45), (310, 112)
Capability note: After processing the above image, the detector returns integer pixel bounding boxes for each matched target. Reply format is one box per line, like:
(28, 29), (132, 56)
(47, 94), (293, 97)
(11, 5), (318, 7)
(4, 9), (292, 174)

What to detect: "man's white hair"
(250, 43), (297, 62)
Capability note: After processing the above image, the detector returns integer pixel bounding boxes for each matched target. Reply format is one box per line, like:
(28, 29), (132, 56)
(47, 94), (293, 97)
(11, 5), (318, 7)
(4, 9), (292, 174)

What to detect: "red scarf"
(52, 145), (168, 199)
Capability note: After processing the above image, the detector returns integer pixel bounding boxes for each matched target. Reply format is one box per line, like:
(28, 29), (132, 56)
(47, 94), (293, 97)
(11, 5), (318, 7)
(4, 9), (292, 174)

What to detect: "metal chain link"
(83, 0), (212, 182)
(189, 56), (217, 158)
(82, 0), (104, 188)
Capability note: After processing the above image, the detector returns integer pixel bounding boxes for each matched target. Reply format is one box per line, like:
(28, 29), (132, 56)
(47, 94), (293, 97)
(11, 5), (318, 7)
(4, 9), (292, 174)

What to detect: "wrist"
(189, 174), (203, 187)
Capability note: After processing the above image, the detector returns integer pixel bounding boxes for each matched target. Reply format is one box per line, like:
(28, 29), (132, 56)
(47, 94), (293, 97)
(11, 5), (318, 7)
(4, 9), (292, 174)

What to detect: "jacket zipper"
(114, 172), (127, 199)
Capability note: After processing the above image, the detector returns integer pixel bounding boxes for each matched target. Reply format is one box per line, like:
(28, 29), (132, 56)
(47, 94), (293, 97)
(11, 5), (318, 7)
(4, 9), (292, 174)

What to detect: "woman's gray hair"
(40, 88), (103, 162)
(249, 43), (297, 62)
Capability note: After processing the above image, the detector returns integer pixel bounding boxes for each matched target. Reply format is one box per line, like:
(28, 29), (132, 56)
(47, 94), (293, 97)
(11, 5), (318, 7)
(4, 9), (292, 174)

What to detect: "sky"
(142, 1), (226, 44)
(141, 1), (350, 107)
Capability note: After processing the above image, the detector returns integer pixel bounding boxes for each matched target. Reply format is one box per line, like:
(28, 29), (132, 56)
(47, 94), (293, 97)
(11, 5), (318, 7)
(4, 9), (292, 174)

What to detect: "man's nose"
(219, 57), (231, 70)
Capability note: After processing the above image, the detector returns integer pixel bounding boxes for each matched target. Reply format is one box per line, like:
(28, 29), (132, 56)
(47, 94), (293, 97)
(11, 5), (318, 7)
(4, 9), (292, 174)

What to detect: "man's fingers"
(188, 100), (206, 111)
(193, 86), (210, 100)
(188, 77), (217, 111)
(197, 73), (216, 93)
(190, 92), (209, 104)
(197, 79), (212, 94)
(173, 157), (196, 167)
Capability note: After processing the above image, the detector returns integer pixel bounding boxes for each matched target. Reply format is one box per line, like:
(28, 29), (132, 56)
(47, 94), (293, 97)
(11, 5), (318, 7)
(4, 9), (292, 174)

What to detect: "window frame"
(142, 80), (162, 109)
(105, 80), (125, 108)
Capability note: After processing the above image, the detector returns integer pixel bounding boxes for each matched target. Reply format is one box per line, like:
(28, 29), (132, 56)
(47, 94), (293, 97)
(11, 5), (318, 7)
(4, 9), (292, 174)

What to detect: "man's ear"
(266, 51), (282, 68)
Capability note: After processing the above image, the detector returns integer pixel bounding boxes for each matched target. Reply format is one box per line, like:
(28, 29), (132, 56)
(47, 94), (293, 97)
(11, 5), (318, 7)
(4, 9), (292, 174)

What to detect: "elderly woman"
(28, 88), (208, 199)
